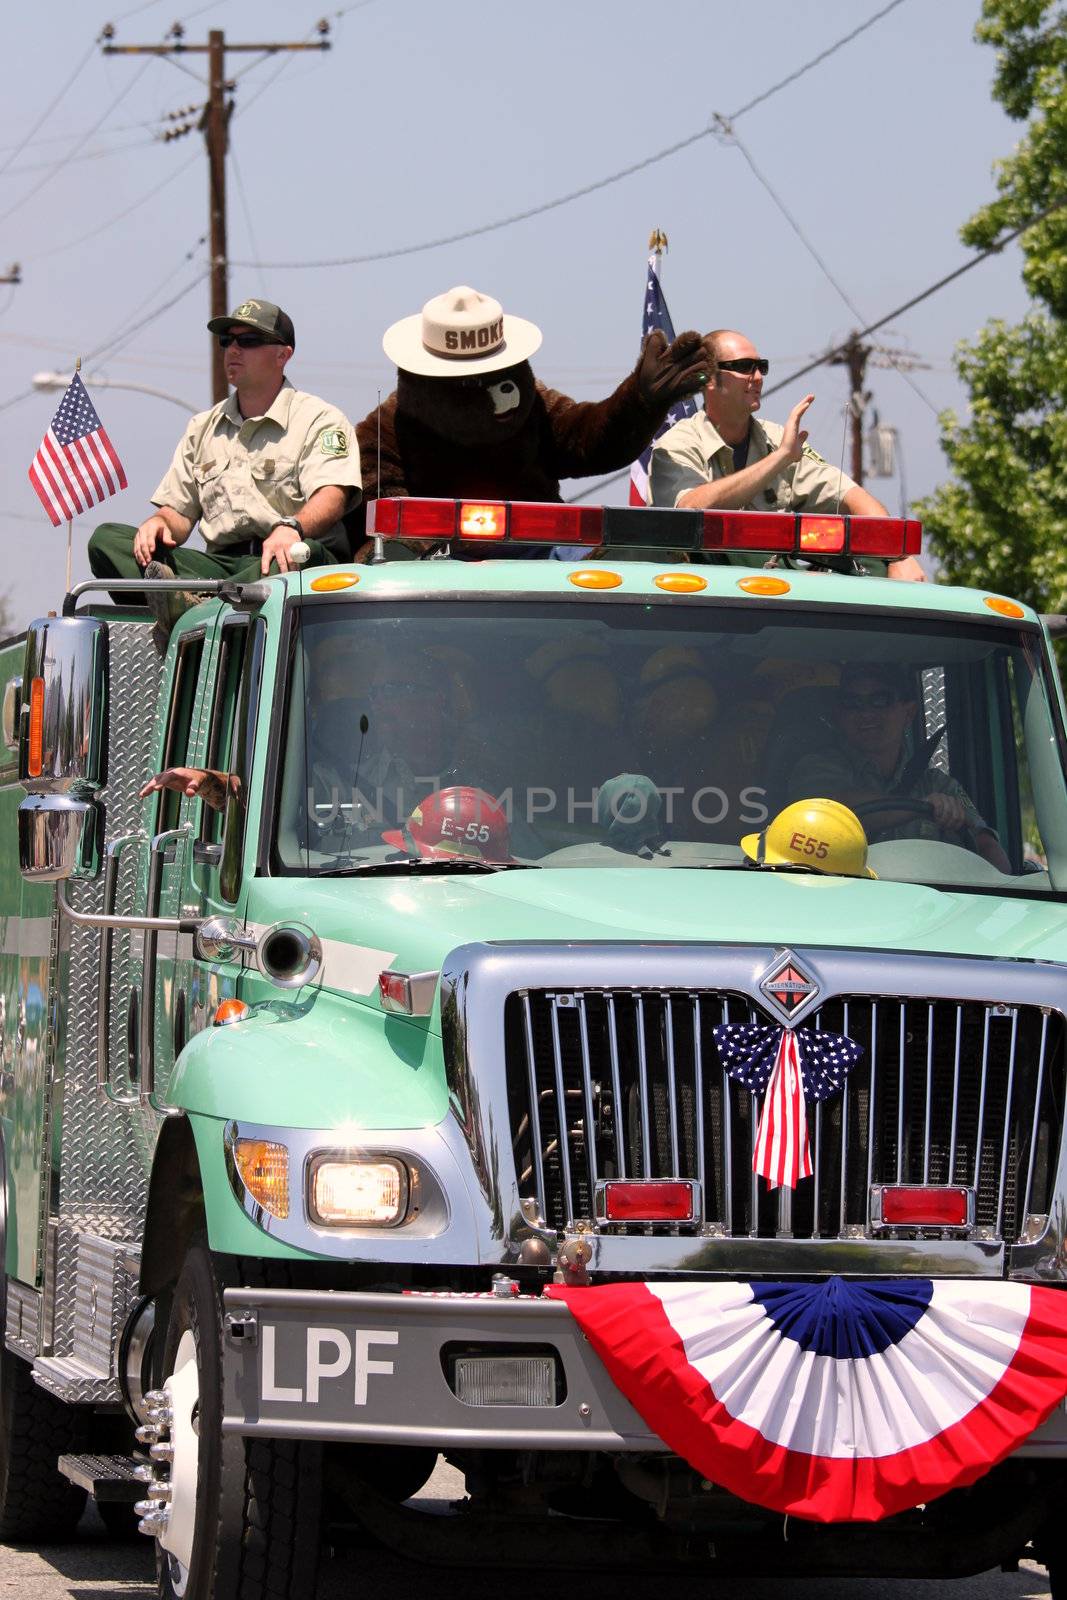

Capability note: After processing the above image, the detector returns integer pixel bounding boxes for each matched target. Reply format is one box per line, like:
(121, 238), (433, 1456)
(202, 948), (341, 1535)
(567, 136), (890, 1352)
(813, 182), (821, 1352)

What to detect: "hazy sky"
(0, 0), (1031, 627)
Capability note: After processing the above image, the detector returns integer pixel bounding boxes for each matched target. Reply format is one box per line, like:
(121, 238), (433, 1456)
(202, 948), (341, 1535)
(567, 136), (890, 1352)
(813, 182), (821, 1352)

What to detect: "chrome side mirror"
(18, 794), (101, 881)
(19, 615), (108, 793)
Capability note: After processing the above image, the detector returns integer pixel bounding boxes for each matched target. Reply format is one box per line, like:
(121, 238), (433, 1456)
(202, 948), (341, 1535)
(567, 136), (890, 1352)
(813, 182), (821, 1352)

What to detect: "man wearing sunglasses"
(88, 297), (362, 625)
(648, 329), (923, 581)
(785, 665), (1009, 869)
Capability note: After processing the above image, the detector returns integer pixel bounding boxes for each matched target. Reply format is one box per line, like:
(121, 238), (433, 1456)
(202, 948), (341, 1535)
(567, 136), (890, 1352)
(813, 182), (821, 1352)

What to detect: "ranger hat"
(383, 285), (542, 377)
(207, 297), (295, 348)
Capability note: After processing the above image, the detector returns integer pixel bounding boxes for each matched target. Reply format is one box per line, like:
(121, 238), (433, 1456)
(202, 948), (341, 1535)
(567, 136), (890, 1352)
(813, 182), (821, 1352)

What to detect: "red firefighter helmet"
(382, 786), (511, 861)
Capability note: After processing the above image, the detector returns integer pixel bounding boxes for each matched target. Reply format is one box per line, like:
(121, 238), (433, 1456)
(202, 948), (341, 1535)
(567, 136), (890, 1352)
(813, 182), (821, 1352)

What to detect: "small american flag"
(629, 246), (699, 505)
(713, 1021), (864, 1190)
(28, 372), (127, 527)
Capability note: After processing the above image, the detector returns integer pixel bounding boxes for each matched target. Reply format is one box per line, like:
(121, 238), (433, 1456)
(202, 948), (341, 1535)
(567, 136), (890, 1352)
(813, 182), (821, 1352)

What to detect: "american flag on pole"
(629, 243), (699, 505)
(28, 372), (127, 527)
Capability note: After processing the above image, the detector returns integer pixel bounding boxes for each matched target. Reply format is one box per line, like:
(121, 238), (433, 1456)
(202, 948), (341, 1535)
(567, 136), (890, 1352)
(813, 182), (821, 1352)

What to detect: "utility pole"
(101, 24), (330, 403)
(828, 332), (870, 486)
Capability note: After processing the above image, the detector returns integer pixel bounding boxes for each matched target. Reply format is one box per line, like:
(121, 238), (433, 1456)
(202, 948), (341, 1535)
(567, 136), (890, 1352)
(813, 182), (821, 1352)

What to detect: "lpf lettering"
(444, 319), (503, 352)
(261, 1324), (398, 1405)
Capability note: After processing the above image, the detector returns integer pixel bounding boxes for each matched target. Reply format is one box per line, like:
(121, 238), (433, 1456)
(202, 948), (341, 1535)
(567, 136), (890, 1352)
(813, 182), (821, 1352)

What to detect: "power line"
(716, 118), (939, 416)
(0, 39), (97, 182)
(229, 0), (910, 270)
(726, 0), (909, 120)
(564, 201), (1064, 504)
(0, 56), (153, 228)
(761, 198), (1067, 398)
(81, 268), (210, 367)
(26, 148), (199, 261)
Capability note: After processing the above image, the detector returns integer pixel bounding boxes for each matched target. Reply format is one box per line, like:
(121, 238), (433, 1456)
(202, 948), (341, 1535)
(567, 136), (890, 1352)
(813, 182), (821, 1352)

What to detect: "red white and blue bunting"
(547, 1277), (1067, 1523)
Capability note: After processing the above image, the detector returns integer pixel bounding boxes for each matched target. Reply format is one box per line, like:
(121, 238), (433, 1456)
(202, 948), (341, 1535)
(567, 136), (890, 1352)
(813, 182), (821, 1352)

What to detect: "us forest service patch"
(320, 428), (348, 457)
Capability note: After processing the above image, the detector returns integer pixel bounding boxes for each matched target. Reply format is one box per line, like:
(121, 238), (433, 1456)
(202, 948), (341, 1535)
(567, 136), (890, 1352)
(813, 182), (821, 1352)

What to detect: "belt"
(216, 538), (262, 558)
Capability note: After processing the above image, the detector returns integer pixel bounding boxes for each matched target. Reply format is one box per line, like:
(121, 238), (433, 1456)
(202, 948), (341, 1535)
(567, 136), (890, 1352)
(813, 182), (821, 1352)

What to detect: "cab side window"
(220, 617), (266, 903)
(198, 618), (249, 854)
(156, 633), (206, 834)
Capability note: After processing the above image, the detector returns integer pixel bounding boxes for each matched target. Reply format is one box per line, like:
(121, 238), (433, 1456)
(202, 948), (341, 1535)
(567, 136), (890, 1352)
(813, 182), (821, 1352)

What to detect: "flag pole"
(65, 356), (82, 592)
(649, 227), (668, 284)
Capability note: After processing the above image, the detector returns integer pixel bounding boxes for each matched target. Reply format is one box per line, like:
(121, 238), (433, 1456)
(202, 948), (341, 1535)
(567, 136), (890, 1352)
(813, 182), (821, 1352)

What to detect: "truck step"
(57, 1453), (143, 1502)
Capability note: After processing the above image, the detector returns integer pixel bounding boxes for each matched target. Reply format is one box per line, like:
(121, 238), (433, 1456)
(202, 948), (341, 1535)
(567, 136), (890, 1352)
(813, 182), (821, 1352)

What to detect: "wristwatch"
(273, 516), (303, 535)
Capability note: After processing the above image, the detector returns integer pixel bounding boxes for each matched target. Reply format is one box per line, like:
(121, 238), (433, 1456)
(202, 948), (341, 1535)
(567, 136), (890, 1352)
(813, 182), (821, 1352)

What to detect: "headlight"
(308, 1156), (409, 1227)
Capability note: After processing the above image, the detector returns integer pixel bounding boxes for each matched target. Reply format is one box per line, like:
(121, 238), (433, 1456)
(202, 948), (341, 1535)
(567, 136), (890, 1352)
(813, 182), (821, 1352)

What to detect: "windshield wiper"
(315, 858), (536, 878)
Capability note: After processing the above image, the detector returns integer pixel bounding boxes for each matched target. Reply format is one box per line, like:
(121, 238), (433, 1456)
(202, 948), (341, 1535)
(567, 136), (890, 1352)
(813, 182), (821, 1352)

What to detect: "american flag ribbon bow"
(712, 1022), (864, 1190)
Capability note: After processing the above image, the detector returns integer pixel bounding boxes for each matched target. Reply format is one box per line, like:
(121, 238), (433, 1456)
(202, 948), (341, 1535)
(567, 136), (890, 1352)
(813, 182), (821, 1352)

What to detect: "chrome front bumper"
(221, 1286), (1067, 1458)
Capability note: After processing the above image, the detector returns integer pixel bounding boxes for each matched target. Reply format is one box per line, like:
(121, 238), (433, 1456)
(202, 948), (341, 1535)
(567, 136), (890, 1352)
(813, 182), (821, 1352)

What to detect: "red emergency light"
(871, 1185), (974, 1229)
(598, 1180), (699, 1223)
(365, 499), (922, 562)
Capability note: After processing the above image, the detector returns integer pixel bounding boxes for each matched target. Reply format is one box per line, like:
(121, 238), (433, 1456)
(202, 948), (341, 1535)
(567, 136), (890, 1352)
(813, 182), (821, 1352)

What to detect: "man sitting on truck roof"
(88, 297), (362, 630)
(784, 664), (1011, 870)
(648, 329), (924, 583)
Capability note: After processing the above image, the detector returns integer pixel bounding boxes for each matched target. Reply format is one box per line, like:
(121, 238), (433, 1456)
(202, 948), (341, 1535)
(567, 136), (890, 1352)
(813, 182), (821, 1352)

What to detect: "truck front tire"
(154, 1244), (321, 1600)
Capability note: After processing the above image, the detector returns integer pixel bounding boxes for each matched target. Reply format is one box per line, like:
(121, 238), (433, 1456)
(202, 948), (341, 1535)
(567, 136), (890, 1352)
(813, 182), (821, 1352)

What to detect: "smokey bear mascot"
(350, 285), (707, 552)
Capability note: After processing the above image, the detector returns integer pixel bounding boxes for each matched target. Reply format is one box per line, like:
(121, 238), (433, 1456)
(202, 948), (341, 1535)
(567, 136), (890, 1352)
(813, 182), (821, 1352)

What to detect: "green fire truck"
(1, 500), (1066, 1598)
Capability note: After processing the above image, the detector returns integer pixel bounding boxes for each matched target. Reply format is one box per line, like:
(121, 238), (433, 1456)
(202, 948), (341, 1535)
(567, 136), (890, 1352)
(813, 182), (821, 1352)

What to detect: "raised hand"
(636, 329), (709, 408)
(780, 394), (815, 463)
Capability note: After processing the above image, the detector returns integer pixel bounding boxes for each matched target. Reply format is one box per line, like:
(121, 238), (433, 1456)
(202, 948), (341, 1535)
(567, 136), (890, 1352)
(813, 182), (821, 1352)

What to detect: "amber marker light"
(984, 596), (1025, 618)
(458, 502), (505, 539)
(233, 1138), (290, 1220)
(27, 676), (45, 777)
(654, 572), (707, 594)
(569, 569), (622, 590)
(213, 997), (249, 1027)
(737, 575), (791, 596)
(310, 572), (360, 592)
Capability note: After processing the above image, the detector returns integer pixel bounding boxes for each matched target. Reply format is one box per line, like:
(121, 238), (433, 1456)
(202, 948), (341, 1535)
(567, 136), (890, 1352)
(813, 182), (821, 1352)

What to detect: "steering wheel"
(852, 796), (978, 853)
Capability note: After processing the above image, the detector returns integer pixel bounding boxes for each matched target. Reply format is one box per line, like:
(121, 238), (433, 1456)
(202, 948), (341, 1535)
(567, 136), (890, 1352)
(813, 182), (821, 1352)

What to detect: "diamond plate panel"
(921, 664), (949, 774)
(51, 621), (166, 1357)
(5, 1279), (41, 1360)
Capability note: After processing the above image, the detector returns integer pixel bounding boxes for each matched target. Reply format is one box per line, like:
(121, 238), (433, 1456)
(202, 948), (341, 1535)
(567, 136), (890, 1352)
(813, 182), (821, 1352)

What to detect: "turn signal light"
(27, 676), (44, 778)
(233, 1138), (290, 1220)
(600, 1180), (697, 1222)
(872, 1185), (972, 1228)
(213, 998), (249, 1027)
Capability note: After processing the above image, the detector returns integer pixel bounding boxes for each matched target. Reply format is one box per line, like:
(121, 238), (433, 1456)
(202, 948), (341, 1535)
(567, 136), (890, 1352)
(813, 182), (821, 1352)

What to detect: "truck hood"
(248, 870), (1067, 1011)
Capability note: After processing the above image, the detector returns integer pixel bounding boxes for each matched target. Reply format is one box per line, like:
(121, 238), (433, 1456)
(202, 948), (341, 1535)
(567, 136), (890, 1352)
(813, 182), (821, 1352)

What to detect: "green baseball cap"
(207, 297), (295, 348)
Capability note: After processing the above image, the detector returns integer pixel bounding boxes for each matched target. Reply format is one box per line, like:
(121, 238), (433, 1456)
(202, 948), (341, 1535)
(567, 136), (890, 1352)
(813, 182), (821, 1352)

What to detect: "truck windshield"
(272, 600), (1067, 894)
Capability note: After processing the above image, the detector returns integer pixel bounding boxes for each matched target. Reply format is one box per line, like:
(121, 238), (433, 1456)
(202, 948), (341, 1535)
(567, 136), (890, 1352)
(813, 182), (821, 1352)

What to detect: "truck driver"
(785, 664), (1011, 871)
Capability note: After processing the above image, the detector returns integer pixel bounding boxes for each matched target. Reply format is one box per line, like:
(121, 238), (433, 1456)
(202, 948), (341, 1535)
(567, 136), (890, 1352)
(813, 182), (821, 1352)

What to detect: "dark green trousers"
(88, 521), (343, 603)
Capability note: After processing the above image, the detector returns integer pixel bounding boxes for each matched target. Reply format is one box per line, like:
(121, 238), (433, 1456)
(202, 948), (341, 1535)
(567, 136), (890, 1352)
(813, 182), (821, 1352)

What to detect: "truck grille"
(504, 990), (1066, 1244)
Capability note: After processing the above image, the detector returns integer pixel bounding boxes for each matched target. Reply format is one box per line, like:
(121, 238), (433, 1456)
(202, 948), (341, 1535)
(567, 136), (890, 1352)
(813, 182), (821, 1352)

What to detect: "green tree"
(917, 0), (1067, 608)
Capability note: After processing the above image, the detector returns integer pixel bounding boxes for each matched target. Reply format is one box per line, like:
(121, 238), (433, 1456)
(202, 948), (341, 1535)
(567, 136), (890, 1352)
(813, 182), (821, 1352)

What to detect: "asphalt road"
(0, 1462), (1056, 1600)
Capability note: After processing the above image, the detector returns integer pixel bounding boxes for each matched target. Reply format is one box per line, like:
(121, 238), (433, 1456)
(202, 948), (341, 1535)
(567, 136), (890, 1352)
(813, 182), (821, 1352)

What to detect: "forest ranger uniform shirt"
(152, 379), (362, 548)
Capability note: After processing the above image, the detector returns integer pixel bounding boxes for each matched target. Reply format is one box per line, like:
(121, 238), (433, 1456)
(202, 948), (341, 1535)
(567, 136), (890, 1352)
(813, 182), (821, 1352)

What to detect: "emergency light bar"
(366, 498), (922, 560)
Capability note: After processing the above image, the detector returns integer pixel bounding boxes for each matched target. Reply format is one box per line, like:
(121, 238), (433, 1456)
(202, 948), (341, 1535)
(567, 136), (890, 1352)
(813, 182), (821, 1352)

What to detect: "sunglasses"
(717, 357), (769, 377)
(839, 689), (899, 712)
(217, 332), (281, 349)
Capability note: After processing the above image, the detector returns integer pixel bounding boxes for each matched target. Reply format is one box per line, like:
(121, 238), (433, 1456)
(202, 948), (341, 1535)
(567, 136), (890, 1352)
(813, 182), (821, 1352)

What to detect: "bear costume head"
(385, 286), (542, 450)
(351, 283), (709, 552)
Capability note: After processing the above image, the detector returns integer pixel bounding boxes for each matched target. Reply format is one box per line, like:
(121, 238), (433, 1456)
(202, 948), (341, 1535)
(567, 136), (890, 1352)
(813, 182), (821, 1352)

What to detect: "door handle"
(139, 824), (190, 1113)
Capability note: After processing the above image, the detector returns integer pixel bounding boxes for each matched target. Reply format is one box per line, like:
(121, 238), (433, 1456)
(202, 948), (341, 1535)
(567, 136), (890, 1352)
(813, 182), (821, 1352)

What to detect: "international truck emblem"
(759, 951), (818, 1021)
